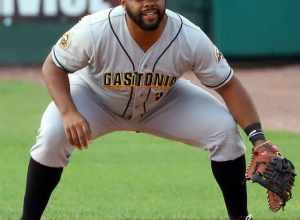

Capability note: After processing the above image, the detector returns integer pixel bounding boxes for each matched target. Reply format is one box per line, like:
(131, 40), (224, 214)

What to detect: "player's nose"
(143, 0), (159, 7)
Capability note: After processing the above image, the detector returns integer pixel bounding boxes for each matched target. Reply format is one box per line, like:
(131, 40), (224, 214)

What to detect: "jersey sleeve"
(51, 19), (94, 73)
(192, 31), (233, 89)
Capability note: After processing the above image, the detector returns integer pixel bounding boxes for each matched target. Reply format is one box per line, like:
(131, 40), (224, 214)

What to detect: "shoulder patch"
(215, 47), (224, 63)
(59, 32), (71, 49)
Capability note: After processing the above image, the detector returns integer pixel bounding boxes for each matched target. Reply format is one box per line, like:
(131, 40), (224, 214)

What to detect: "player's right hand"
(62, 110), (92, 149)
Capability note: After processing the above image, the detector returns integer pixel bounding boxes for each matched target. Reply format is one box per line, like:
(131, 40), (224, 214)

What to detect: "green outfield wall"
(0, 20), (73, 64)
(213, 0), (300, 57)
(0, 0), (299, 64)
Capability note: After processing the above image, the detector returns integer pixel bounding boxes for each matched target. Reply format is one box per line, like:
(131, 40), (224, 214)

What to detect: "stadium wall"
(0, 0), (299, 64)
(213, 0), (300, 57)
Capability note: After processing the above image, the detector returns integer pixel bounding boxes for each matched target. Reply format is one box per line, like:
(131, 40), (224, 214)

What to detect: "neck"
(126, 15), (167, 52)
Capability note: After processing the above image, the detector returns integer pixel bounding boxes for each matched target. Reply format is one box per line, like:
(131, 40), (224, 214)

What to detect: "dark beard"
(125, 6), (165, 31)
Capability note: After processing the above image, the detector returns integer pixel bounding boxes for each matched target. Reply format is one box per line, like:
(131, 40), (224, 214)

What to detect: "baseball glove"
(245, 141), (296, 212)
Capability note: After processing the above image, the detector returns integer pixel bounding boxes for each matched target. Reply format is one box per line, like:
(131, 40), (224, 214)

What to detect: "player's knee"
(218, 113), (237, 134)
(31, 124), (72, 167)
(208, 116), (245, 162)
(42, 121), (68, 147)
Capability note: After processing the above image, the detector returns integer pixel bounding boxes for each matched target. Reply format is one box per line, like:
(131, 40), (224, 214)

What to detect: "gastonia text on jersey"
(103, 72), (177, 90)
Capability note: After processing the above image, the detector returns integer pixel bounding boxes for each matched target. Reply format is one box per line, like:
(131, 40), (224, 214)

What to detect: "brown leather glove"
(245, 141), (296, 212)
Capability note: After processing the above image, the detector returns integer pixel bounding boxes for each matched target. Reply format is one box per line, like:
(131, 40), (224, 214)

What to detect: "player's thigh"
(31, 83), (118, 167)
(141, 79), (245, 161)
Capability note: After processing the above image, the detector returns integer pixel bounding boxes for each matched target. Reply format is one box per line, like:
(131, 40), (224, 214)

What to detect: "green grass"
(0, 81), (299, 220)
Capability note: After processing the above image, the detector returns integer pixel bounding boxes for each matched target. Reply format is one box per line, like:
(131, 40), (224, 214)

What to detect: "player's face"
(122, 0), (166, 31)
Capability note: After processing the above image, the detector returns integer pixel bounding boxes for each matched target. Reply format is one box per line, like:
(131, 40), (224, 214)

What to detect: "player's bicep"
(192, 33), (233, 90)
(51, 22), (93, 73)
(42, 53), (67, 76)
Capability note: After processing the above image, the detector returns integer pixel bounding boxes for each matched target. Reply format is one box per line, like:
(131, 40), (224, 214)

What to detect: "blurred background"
(1, 0), (299, 132)
(1, 0), (300, 64)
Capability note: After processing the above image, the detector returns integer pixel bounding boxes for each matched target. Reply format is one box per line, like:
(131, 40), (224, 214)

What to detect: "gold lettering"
(169, 77), (177, 87)
(134, 72), (143, 86)
(113, 73), (122, 86)
(145, 73), (153, 86)
(104, 73), (111, 86)
(124, 72), (133, 86)
(164, 75), (170, 86)
(154, 73), (165, 86)
(103, 72), (176, 90)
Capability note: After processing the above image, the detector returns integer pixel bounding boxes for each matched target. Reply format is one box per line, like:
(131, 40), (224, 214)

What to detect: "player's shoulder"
(166, 9), (202, 32)
(166, 9), (212, 52)
(166, 9), (209, 44)
(79, 5), (124, 26)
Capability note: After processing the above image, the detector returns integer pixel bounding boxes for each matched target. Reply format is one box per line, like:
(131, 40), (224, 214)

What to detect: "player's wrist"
(59, 102), (79, 116)
(244, 122), (266, 146)
(253, 139), (268, 148)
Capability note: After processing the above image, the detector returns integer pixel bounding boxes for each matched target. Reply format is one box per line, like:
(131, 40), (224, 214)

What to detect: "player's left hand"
(62, 110), (92, 149)
(245, 141), (296, 212)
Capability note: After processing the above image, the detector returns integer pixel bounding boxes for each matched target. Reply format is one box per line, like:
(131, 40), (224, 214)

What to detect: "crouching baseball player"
(20, 0), (295, 219)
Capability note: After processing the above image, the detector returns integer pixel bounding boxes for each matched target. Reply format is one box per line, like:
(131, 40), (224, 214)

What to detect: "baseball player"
(20, 0), (286, 219)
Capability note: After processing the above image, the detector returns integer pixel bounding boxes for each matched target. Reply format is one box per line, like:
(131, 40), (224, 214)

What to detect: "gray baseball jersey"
(51, 6), (232, 119)
(31, 6), (244, 167)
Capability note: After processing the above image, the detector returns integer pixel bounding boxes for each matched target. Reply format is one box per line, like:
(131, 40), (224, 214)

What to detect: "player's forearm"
(216, 76), (260, 129)
(42, 55), (78, 115)
(217, 76), (268, 146)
